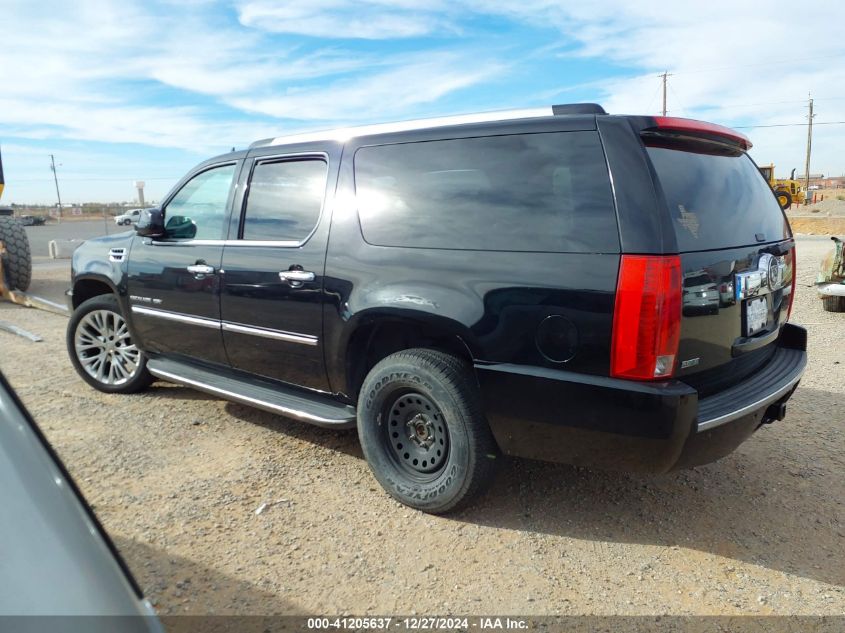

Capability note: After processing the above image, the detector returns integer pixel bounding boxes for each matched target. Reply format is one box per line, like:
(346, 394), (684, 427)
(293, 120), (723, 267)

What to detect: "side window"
(354, 131), (618, 253)
(241, 159), (327, 242)
(164, 164), (236, 240)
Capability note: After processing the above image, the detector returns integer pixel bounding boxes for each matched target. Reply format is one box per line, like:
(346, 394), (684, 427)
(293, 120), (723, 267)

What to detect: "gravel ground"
(0, 236), (842, 617)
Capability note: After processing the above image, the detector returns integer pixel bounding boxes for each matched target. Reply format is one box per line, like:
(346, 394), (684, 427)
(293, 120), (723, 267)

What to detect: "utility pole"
(50, 154), (63, 224)
(659, 71), (672, 116)
(804, 94), (815, 200)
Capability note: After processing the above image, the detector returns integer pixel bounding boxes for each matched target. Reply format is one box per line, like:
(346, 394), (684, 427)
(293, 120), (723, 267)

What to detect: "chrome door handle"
(187, 264), (215, 275)
(278, 270), (315, 283)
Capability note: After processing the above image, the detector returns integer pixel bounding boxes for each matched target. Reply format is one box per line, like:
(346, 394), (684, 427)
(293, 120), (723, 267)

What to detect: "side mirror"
(135, 208), (165, 238)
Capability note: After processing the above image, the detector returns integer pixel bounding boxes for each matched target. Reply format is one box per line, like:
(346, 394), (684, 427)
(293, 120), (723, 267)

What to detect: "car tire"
(0, 215), (32, 291)
(357, 348), (499, 514)
(821, 295), (845, 312)
(67, 294), (154, 394)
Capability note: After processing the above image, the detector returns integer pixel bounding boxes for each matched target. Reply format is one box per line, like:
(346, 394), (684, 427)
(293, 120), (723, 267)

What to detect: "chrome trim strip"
(131, 306), (221, 330)
(697, 372), (803, 432)
(149, 239), (303, 248)
(263, 107), (555, 147)
(222, 322), (318, 346)
(148, 367), (346, 424)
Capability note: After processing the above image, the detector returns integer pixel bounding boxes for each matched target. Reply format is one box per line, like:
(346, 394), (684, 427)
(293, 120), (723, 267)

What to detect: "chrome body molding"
(147, 367), (341, 424)
(697, 372), (803, 432)
(148, 239), (303, 248)
(221, 322), (318, 346)
(131, 305), (220, 329)
(130, 305), (318, 345)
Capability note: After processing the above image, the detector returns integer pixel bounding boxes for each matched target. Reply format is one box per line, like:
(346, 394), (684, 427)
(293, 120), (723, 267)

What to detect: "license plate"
(744, 296), (768, 336)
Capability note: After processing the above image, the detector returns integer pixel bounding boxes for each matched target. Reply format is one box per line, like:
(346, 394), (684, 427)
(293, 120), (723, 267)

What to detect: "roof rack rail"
(250, 103), (607, 149)
(552, 103), (607, 115)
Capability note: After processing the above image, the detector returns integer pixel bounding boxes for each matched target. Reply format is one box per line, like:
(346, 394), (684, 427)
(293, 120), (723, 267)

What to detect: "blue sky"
(2, 0), (844, 204)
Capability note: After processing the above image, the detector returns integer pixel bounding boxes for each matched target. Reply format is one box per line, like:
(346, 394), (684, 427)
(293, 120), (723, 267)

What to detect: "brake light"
(611, 255), (682, 380)
(650, 116), (752, 150)
(786, 248), (796, 320)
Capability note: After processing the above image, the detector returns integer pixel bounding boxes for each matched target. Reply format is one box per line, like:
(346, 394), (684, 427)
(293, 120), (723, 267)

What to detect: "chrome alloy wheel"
(74, 309), (140, 386)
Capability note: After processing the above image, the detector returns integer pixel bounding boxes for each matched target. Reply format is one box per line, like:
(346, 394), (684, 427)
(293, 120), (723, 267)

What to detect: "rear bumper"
(817, 282), (845, 297)
(477, 323), (807, 473)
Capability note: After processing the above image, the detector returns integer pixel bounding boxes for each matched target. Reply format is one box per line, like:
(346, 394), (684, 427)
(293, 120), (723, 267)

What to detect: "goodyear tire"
(357, 348), (499, 514)
(67, 294), (154, 394)
(0, 215), (32, 291)
(821, 295), (845, 312)
(777, 190), (793, 210)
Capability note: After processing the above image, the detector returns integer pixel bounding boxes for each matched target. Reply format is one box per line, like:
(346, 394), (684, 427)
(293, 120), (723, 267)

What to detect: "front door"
(127, 161), (239, 367)
(220, 152), (333, 391)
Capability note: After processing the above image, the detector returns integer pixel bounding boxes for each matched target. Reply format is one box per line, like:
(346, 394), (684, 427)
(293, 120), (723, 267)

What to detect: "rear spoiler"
(639, 116), (752, 151)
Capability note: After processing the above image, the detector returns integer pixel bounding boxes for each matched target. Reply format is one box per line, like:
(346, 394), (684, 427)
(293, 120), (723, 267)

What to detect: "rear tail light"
(611, 255), (682, 380)
(786, 248), (796, 320)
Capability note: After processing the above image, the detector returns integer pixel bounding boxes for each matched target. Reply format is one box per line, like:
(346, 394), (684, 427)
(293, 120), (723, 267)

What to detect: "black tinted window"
(354, 132), (618, 252)
(242, 159), (327, 241)
(646, 142), (789, 251)
(165, 164), (236, 240)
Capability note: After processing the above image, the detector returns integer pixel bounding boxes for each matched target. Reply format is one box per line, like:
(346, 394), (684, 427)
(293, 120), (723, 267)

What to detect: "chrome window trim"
(149, 239), (302, 248)
(222, 322), (318, 346)
(130, 306), (220, 330)
(696, 372), (803, 432)
(147, 367), (342, 424)
(149, 153), (330, 250)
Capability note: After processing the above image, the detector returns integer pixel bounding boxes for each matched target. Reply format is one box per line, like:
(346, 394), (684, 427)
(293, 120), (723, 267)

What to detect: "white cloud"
(229, 53), (504, 120)
(237, 0), (454, 39)
(498, 0), (845, 177)
(3, 0), (845, 203)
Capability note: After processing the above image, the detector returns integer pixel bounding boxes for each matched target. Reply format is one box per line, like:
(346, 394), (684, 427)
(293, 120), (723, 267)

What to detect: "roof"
(250, 103), (607, 150)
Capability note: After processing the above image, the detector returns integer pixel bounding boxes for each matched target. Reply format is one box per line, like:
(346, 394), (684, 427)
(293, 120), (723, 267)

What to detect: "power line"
(804, 95), (815, 193)
(659, 71), (672, 116)
(49, 154), (62, 224)
(670, 54), (845, 75)
(733, 121), (845, 129)
(12, 176), (179, 182)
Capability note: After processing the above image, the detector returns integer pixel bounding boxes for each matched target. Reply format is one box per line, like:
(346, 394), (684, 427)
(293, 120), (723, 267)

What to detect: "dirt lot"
(787, 191), (845, 235)
(0, 236), (843, 617)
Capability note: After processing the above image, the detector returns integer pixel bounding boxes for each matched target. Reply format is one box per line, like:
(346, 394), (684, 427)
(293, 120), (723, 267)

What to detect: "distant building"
(809, 175), (845, 189)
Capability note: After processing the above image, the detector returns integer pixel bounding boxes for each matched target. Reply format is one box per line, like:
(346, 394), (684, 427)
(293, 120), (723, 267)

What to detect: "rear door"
(643, 134), (794, 395)
(220, 146), (338, 391)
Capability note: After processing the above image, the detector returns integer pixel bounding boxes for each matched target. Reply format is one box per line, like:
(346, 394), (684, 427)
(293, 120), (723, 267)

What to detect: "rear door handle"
(187, 264), (215, 275)
(278, 270), (315, 283)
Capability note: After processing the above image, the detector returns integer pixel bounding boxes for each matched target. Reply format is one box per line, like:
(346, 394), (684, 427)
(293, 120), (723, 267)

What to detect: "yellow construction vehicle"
(758, 164), (805, 210)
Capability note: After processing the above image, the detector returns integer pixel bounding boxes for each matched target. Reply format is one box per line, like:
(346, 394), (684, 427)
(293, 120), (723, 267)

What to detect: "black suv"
(66, 104), (807, 513)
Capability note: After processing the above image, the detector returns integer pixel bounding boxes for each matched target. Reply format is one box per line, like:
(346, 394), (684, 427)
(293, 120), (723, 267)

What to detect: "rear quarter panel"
(323, 131), (620, 398)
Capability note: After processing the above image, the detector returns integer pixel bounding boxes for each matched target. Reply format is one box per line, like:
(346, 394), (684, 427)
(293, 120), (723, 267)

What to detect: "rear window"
(354, 131), (618, 252)
(646, 140), (789, 251)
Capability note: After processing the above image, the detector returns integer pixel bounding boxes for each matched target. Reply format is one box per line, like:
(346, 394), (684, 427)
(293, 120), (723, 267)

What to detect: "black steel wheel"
(384, 391), (450, 476)
(358, 348), (499, 514)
